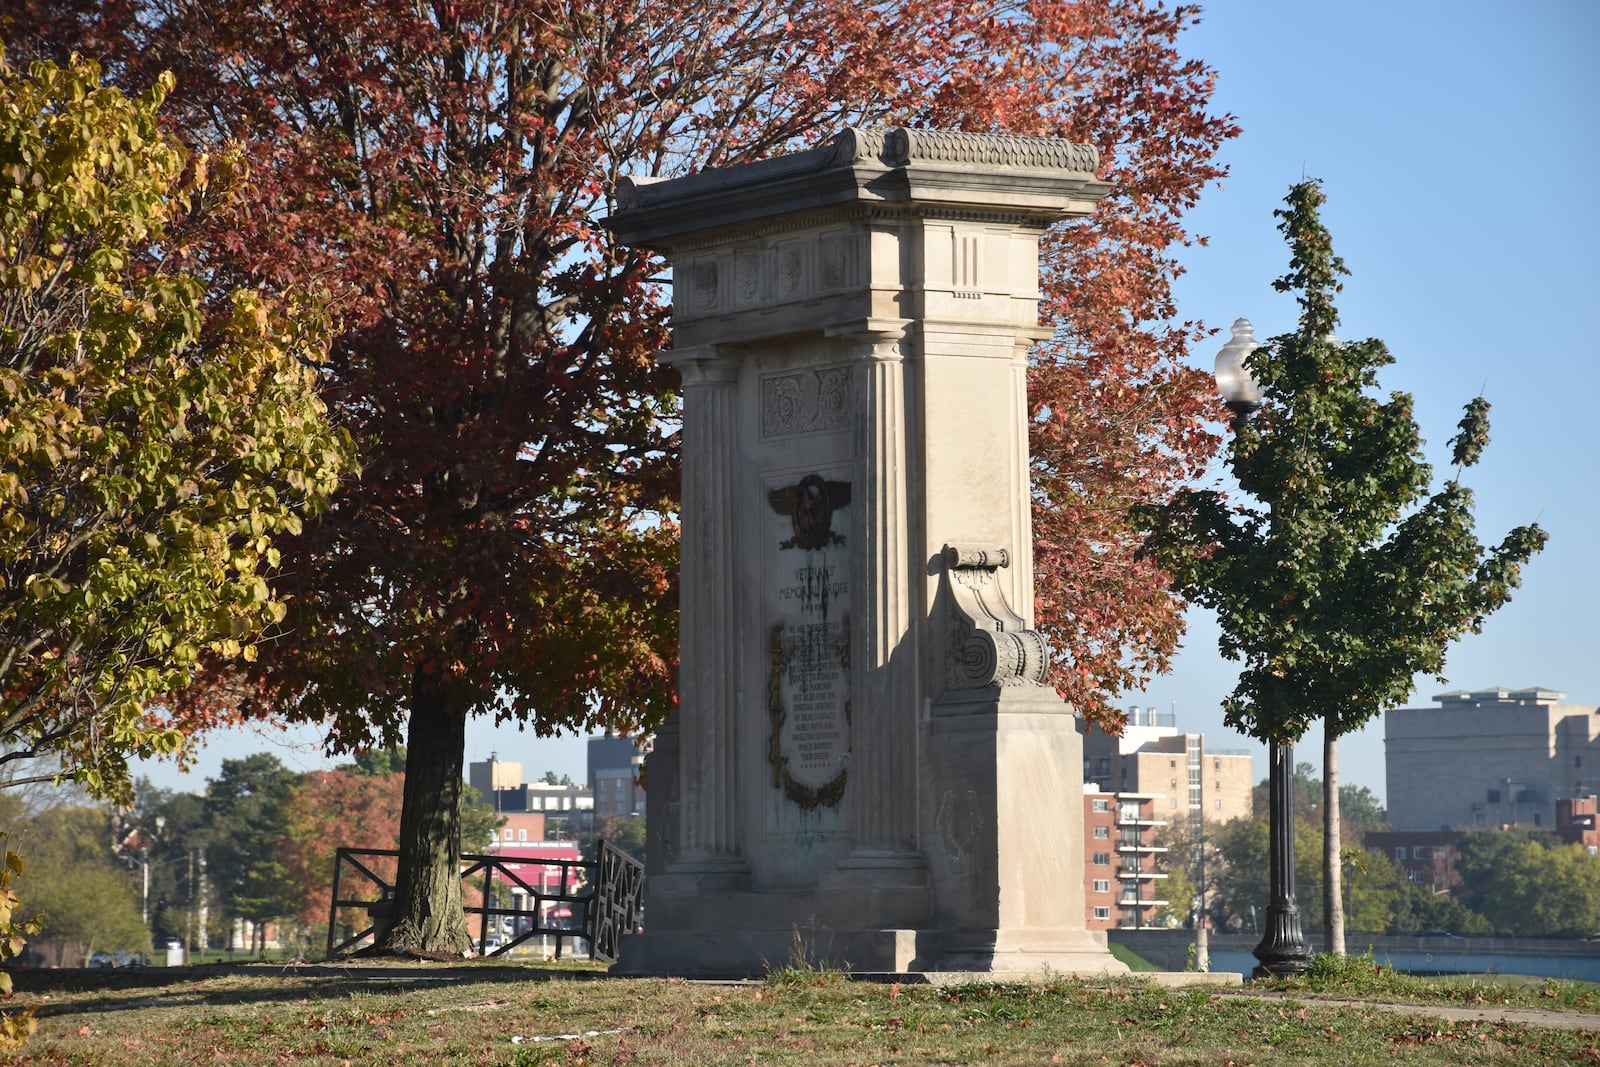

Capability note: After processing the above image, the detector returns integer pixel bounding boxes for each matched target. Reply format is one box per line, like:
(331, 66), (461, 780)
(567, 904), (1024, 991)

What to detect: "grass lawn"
(5, 957), (1599, 1066)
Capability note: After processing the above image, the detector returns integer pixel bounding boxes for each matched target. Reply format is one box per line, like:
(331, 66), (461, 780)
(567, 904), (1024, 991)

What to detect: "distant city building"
(466, 755), (595, 840)
(588, 735), (646, 819)
(1557, 796), (1600, 856)
(468, 754), (524, 802)
(488, 811), (548, 848)
(1363, 830), (1462, 893)
(1384, 688), (1600, 831)
(1082, 708), (1253, 824)
(1366, 795), (1600, 897)
(1083, 789), (1167, 930)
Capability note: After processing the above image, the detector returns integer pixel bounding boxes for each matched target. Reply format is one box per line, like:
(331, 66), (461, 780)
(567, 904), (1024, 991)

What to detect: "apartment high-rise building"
(1083, 789), (1168, 930)
(1082, 708), (1254, 825)
(588, 735), (646, 819)
(468, 754), (524, 804)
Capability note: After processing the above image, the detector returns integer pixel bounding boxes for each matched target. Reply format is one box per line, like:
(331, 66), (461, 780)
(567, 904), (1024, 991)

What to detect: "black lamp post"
(1213, 318), (1313, 979)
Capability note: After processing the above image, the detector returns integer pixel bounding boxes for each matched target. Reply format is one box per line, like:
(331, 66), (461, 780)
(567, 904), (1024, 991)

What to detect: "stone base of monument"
(612, 926), (1130, 980)
(616, 687), (1134, 980)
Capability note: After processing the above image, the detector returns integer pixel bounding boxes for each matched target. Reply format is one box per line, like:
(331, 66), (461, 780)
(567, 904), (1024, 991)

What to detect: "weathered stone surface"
(613, 128), (1124, 978)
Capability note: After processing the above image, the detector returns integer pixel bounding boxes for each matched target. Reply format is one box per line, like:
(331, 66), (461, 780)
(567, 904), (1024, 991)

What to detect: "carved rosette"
(761, 376), (804, 435)
(760, 367), (853, 437)
(943, 543), (1049, 689)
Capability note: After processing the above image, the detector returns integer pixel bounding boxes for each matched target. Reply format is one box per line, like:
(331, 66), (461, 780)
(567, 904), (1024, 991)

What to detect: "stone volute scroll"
(943, 543), (1049, 689)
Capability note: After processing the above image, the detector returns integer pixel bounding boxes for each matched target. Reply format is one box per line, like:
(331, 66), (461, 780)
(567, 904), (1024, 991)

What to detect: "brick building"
(1083, 789), (1168, 930)
(1363, 830), (1462, 893)
(1557, 796), (1600, 855)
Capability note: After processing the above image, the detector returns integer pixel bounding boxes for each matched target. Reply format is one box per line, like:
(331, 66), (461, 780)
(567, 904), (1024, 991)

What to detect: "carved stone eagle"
(767, 473), (850, 550)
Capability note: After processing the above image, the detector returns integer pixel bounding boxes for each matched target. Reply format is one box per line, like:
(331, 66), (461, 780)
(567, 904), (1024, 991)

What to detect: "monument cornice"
(634, 203), (1070, 258)
(607, 127), (1110, 251)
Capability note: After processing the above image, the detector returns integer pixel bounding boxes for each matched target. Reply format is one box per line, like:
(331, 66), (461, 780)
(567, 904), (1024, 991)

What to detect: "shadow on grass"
(12, 960), (610, 1019)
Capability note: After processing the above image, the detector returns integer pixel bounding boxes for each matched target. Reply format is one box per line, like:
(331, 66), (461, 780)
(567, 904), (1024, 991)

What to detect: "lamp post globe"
(1213, 318), (1264, 426)
(1214, 316), (1313, 979)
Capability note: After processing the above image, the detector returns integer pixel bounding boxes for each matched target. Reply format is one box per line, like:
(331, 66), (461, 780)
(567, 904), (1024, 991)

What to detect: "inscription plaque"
(766, 472), (851, 808)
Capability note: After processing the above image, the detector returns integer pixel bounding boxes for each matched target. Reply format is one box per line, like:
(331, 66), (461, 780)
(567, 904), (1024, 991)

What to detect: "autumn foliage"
(278, 769), (404, 930)
(0, 50), (351, 800)
(8, 0), (1236, 949)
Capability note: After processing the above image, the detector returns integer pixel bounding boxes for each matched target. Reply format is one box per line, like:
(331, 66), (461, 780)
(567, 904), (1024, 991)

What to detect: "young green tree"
(0, 51), (353, 801)
(0, 831), (39, 1048)
(1144, 180), (1546, 955)
(1389, 879), (1491, 937)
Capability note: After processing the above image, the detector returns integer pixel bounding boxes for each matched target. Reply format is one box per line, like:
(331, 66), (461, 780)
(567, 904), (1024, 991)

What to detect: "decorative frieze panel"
(690, 259), (719, 311)
(761, 366), (853, 438)
(819, 236), (850, 291)
(942, 543), (1048, 689)
(778, 243), (805, 297)
(674, 230), (859, 320)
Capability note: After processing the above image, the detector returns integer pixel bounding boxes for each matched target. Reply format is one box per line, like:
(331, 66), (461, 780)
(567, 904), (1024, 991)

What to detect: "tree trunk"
(371, 668), (473, 957)
(1324, 726), (1345, 956)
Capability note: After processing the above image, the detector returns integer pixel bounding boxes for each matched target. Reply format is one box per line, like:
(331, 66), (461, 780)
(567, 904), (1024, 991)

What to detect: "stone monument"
(609, 127), (1125, 977)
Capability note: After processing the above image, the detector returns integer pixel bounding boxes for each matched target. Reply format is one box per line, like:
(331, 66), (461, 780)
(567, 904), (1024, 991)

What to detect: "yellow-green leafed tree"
(0, 49), (354, 802)
(0, 832), (39, 1049)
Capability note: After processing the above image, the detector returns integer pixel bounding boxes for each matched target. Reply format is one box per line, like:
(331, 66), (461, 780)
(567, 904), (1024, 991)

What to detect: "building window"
(1432, 847), (1447, 859)
(1214, 800), (1221, 810)
(1170, 778), (1177, 789)
(1092, 799), (1110, 813)
(1410, 870), (1426, 883)
(1534, 813), (1542, 826)
(1395, 847), (1406, 859)
(1092, 879), (1111, 893)
(503, 829), (513, 841)
(1488, 789), (1501, 804)
(1169, 798), (1178, 809)
(1170, 759), (1177, 768)
(1092, 853), (1111, 866)
(1413, 847), (1429, 859)
(1093, 826), (1110, 839)
(1214, 759), (1221, 771)
(517, 828), (527, 842)
(1093, 907), (1111, 920)
(1214, 779), (1221, 789)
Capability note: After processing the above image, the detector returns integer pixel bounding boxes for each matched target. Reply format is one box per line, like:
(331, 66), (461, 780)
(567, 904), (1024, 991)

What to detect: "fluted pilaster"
(673, 348), (744, 865)
(1009, 341), (1036, 624)
(844, 333), (921, 859)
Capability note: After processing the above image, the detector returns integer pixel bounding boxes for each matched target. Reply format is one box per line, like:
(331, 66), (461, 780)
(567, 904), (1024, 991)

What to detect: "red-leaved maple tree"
(279, 768), (405, 931)
(7, 0), (1236, 953)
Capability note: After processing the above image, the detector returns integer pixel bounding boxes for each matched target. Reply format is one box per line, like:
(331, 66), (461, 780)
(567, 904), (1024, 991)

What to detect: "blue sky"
(1137, 0), (1600, 801)
(135, 0), (1599, 807)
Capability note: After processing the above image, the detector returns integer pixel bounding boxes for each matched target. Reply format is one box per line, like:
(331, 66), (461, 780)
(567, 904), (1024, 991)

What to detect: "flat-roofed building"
(1385, 687), (1600, 831)
(1082, 708), (1253, 825)
(1083, 789), (1168, 930)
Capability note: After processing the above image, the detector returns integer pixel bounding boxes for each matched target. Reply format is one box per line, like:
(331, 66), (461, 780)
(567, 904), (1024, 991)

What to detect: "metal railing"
(325, 839), (643, 963)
